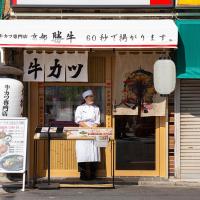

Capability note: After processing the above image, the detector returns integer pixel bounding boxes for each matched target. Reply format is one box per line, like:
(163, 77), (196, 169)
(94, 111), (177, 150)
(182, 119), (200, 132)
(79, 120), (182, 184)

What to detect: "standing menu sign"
(0, 118), (28, 190)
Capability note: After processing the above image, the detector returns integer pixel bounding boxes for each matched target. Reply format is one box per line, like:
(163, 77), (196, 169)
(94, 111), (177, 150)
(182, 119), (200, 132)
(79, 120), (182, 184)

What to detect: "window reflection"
(44, 86), (105, 127)
(115, 116), (156, 170)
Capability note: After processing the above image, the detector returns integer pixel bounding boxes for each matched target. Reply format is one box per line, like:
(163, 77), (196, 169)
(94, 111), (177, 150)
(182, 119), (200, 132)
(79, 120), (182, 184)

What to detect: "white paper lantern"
(153, 59), (176, 95)
(0, 78), (23, 117)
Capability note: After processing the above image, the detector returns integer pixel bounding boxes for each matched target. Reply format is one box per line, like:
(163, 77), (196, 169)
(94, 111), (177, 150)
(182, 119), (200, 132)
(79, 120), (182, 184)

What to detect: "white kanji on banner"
(66, 51), (88, 82)
(45, 51), (65, 82)
(23, 50), (45, 82)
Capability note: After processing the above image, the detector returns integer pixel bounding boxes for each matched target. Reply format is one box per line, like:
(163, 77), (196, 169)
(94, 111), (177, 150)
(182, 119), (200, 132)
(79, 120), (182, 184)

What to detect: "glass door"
(115, 116), (156, 170)
(115, 116), (155, 170)
(114, 115), (166, 176)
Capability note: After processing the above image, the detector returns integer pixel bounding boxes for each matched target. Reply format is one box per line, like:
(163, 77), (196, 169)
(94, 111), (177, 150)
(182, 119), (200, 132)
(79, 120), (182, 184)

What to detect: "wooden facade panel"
(30, 53), (112, 177)
(49, 140), (77, 170)
(88, 56), (106, 83)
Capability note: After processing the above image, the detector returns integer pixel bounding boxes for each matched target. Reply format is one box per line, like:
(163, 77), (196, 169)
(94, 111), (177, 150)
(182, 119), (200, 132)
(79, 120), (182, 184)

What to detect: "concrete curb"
(138, 181), (175, 186)
(138, 179), (200, 187)
(0, 186), (8, 195)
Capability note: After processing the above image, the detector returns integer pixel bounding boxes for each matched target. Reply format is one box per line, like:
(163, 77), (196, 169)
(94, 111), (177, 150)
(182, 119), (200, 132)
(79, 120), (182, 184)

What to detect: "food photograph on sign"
(0, 130), (23, 172)
(0, 119), (27, 173)
(63, 127), (113, 140)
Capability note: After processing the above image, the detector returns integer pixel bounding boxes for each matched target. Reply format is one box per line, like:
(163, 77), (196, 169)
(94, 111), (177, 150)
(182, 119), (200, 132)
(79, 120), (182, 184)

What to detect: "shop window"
(44, 86), (105, 127)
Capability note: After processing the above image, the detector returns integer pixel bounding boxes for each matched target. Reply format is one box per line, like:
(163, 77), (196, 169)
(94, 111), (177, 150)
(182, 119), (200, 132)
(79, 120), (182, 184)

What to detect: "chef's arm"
(79, 121), (99, 128)
(92, 123), (100, 128)
(79, 121), (91, 128)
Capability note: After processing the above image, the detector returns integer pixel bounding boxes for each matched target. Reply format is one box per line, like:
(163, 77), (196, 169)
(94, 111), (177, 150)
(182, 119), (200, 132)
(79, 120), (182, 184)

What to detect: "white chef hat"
(82, 89), (93, 99)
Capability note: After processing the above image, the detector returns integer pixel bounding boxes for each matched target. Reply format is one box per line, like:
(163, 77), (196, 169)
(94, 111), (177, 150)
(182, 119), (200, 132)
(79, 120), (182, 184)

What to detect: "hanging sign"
(0, 20), (178, 48)
(45, 52), (65, 82)
(66, 52), (88, 82)
(23, 51), (45, 82)
(176, 0), (200, 7)
(11, 0), (174, 7)
(0, 78), (24, 117)
(113, 52), (166, 117)
(0, 117), (28, 173)
(23, 51), (88, 82)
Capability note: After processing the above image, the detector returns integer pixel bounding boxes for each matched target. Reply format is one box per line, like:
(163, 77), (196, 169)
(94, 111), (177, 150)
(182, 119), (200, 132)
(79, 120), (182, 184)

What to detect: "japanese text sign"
(0, 118), (28, 173)
(23, 51), (88, 82)
(0, 20), (178, 48)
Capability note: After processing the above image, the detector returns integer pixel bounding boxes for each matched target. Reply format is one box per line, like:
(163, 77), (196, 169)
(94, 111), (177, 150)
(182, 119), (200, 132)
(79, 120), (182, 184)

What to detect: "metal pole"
(22, 172), (26, 192)
(112, 140), (115, 188)
(47, 127), (51, 185)
(33, 140), (37, 187)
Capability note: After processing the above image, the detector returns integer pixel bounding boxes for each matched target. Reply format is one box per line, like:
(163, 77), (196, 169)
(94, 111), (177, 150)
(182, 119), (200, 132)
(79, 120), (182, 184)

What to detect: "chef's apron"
(76, 121), (100, 163)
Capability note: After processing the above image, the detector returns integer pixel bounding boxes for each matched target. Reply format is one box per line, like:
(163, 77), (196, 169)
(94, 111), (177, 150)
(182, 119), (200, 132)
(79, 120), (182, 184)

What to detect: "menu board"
(0, 118), (28, 173)
(34, 127), (113, 140)
(64, 127), (113, 140)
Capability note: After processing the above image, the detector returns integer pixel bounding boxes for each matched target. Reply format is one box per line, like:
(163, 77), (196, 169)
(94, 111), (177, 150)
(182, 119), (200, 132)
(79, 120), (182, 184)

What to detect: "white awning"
(0, 19), (178, 48)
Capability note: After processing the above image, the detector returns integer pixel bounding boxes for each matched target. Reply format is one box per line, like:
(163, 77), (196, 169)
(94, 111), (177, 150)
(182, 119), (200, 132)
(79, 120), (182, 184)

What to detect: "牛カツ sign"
(11, 0), (174, 7)
(0, 20), (178, 48)
(23, 51), (88, 82)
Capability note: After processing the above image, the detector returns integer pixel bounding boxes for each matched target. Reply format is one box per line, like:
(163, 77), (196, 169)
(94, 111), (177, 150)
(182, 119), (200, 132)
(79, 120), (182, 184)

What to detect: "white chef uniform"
(75, 103), (101, 163)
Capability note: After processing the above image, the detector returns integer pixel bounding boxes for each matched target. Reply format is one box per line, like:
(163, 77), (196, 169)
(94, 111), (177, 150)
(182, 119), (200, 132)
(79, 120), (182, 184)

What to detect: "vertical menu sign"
(0, 118), (28, 173)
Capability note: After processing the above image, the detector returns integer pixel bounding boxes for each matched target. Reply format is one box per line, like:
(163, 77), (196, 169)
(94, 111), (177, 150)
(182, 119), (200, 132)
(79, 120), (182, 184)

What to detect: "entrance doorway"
(114, 116), (167, 177)
(115, 116), (155, 170)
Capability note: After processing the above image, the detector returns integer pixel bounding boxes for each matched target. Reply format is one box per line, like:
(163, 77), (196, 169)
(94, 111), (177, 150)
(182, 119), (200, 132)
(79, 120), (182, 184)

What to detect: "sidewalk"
(139, 177), (200, 187)
(2, 176), (200, 194)
(1, 180), (200, 200)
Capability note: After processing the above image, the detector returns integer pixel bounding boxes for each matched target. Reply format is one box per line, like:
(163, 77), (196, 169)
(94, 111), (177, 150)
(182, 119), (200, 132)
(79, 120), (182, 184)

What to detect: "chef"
(75, 89), (100, 180)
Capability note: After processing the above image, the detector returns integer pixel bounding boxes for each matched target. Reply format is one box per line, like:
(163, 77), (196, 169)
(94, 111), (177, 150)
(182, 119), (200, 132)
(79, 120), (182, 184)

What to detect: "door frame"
(113, 116), (167, 177)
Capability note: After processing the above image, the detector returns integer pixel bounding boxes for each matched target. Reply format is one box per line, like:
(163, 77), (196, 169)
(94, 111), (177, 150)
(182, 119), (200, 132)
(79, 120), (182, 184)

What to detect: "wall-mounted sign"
(176, 0), (200, 7)
(0, 20), (178, 48)
(23, 51), (88, 82)
(11, 0), (174, 7)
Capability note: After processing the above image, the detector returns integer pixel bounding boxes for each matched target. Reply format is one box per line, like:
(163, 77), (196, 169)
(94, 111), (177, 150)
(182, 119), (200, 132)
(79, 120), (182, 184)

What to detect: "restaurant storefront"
(0, 0), (178, 181)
